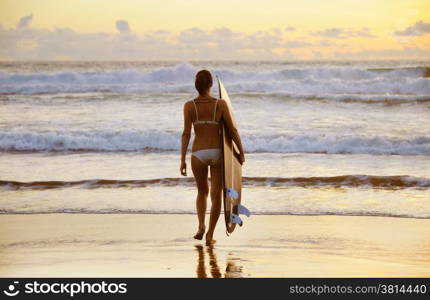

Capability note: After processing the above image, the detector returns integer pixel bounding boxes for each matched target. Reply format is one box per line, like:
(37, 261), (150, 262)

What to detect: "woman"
(180, 70), (245, 245)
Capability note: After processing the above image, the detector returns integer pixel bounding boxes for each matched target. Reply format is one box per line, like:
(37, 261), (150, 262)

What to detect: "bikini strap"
(192, 98), (199, 121)
(192, 98), (219, 124)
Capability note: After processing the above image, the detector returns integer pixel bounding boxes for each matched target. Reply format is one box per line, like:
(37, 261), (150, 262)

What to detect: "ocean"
(1, 60), (429, 218)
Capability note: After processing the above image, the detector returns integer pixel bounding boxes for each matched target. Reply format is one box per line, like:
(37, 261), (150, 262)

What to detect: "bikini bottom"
(192, 148), (222, 166)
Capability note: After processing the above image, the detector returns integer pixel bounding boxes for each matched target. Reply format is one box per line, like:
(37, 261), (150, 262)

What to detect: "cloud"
(271, 27), (282, 35)
(282, 40), (311, 48)
(177, 26), (285, 52)
(312, 27), (376, 39)
(0, 22), (297, 60)
(394, 20), (430, 36)
(330, 47), (430, 60)
(115, 20), (130, 33)
(17, 14), (33, 29)
(1, 14), (428, 60)
(285, 26), (296, 32)
(317, 40), (334, 47)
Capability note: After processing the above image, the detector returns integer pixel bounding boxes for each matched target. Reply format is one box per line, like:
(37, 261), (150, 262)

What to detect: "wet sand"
(0, 214), (429, 277)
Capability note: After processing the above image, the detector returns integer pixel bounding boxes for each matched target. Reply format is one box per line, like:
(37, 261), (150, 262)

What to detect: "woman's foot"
(193, 225), (206, 240)
(205, 233), (216, 246)
(205, 239), (216, 246)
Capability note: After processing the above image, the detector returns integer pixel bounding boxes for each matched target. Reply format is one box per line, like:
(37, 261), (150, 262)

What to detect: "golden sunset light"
(1, 0), (429, 60)
(1, 0), (430, 282)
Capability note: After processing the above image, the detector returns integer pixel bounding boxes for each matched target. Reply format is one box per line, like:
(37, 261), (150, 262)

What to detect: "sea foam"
(1, 130), (429, 155)
(1, 63), (429, 98)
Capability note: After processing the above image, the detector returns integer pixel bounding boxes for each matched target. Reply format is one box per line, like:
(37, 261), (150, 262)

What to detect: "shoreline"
(1, 212), (430, 219)
(1, 214), (429, 277)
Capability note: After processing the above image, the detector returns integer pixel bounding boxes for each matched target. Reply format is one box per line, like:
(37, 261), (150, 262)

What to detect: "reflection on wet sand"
(195, 245), (243, 278)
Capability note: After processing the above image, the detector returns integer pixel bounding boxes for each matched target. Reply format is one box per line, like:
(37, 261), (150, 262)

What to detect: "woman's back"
(187, 97), (223, 152)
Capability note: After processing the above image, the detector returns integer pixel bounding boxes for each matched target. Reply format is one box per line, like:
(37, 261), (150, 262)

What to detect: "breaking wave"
(1, 175), (429, 190)
(1, 130), (429, 155)
(1, 63), (429, 99)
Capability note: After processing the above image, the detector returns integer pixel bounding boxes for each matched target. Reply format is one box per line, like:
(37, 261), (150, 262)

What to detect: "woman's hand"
(180, 161), (187, 176)
(239, 153), (245, 165)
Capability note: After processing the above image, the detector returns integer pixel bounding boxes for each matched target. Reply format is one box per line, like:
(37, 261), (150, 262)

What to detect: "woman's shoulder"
(217, 98), (228, 111)
(183, 100), (195, 116)
(184, 99), (195, 107)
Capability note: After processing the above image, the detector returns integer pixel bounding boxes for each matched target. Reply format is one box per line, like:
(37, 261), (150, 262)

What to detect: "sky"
(0, 0), (429, 60)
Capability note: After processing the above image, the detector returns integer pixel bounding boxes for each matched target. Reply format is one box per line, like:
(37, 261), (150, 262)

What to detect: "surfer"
(180, 70), (245, 245)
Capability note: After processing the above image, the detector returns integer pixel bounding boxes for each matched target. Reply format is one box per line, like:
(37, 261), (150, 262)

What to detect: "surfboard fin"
(230, 213), (243, 226)
(226, 188), (239, 199)
(238, 204), (251, 218)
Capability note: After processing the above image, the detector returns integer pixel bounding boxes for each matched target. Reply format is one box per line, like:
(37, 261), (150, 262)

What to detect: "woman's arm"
(220, 100), (245, 164)
(180, 102), (192, 175)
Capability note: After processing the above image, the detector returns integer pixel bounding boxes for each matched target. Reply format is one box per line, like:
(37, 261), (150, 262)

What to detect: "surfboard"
(218, 78), (249, 234)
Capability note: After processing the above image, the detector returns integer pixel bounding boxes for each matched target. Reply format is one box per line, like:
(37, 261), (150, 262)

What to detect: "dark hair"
(195, 70), (213, 95)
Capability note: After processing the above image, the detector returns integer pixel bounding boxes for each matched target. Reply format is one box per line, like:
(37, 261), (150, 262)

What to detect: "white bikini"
(191, 98), (222, 165)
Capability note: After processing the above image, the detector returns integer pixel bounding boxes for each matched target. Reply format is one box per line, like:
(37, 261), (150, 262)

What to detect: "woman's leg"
(206, 159), (222, 243)
(191, 155), (209, 238)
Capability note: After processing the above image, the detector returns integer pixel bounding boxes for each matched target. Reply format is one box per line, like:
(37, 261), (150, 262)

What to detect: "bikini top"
(192, 98), (219, 125)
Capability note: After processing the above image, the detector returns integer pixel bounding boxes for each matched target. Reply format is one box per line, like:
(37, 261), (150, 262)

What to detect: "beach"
(1, 214), (429, 277)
